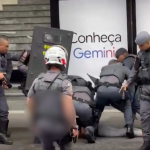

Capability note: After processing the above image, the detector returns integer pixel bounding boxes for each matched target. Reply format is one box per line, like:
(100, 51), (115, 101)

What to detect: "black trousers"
(0, 86), (8, 120)
(96, 86), (133, 125)
(41, 132), (72, 150)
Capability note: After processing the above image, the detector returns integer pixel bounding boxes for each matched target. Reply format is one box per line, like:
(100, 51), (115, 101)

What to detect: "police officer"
(68, 75), (98, 143)
(27, 45), (78, 150)
(121, 31), (150, 150)
(0, 35), (14, 145)
(115, 48), (136, 69)
(17, 50), (41, 144)
(115, 48), (140, 117)
(95, 59), (134, 138)
(17, 50), (30, 95)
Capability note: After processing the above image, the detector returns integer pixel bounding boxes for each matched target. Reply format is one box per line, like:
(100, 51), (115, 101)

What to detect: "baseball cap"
(115, 48), (128, 58)
(135, 31), (150, 45)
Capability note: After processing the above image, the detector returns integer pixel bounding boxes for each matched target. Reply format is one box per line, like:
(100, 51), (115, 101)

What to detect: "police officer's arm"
(7, 52), (20, 61)
(6, 52), (20, 81)
(61, 79), (77, 127)
(27, 78), (38, 110)
(123, 66), (131, 79)
(6, 59), (13, 82)
(17, 62), (28, 74)
(126, 55), (141, 85)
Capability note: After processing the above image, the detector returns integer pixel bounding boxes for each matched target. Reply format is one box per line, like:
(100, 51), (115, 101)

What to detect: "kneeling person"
(26, 46), (78, 150)
(95, 59), (134, 138)
(68, 75), (98, 143)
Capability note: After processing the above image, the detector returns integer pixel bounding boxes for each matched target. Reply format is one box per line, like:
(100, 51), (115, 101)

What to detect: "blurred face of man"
(0, 39), (9, 53)
(138, 41), (150, 51)
(117, 52), (127, 62)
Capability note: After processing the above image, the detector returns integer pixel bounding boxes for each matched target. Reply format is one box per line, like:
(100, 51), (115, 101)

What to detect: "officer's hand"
(0, 73), (6, 81)
(119, 84), (128, 93)
(2, 81), (8, 89)
(72, 129), (79, 137)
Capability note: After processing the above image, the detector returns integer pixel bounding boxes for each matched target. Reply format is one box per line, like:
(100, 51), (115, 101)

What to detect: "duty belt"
(73, 96), (95, 108)
(99, 82), (121, 88)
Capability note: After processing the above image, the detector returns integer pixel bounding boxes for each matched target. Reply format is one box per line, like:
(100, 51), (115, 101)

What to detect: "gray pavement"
(4, 88), (142, 150)
(0, 129), (143, 150)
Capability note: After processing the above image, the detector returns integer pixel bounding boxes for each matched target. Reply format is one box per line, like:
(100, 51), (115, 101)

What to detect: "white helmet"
(44, 45), (68, 71)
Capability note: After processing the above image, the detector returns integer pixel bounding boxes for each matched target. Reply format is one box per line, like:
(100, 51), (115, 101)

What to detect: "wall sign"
(59, 0), (127, 81)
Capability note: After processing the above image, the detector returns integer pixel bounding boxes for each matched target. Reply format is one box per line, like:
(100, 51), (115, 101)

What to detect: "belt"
(99, 82), (121, 88)
(73, 96), (95, 108)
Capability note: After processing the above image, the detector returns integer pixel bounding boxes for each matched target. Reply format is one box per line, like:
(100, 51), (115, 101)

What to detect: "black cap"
(115, 48), (128, 58)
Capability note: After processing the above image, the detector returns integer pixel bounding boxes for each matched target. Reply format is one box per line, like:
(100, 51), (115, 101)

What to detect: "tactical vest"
(68, 75), (94, 107)
(100, 63), (125, 85)
(123, 54), (136, 70)
(138, 51), (150, 81)
(73, 86), (92, 102)
(32, 73), (68, 126)
(67, 75), (87, 86)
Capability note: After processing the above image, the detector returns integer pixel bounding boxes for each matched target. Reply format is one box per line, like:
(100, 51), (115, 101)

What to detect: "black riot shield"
(25, 26), (73, 90)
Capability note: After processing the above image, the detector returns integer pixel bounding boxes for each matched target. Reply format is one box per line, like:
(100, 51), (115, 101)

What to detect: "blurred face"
(0, 39), (9, 53)
(117, 54), (126, 62)
(138, 41), (150, 51)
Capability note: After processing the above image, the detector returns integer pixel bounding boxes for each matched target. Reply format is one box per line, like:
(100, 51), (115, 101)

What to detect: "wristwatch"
(72, 125), (79, 130)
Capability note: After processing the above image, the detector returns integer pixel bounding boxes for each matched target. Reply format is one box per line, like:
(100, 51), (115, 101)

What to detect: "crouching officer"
(18, 50), (41, 144)
(95, 59), (134, 138)
(68, 75), (98, 143)
(27, 45), (78, 150)
(121, 31), (150, 150)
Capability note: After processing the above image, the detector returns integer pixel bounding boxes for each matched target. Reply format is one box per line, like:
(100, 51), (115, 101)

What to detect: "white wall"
(136, 0), (150, 52)
(59, 0), (127, 81)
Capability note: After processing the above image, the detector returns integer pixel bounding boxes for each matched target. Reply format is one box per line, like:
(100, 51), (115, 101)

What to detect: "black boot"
(33, 136), (41, 144)
(126, 124), (134, 138)
(85, 128), (95, 143)
(0, 120), (13, 145)
(5, 120), (11, 137)
(139, 141), (150, 150)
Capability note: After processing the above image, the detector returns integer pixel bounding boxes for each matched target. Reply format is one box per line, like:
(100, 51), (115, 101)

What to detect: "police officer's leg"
(57, 133), (72, 150)
(88, 86), (107, 139)
(41, 133), (55, 150)
(133, 86), (140, 114)
(33, 136), (41, 144)
(108, 86), (134, 138)
(128, 83), (140, 119)
(0, 86), (13, 145)
(123, 99), (134, 138)
(78, 105), (97, 143)
(138, 85), (150, 150)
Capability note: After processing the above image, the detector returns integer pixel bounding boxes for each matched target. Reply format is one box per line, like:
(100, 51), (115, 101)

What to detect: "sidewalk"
(0, 129), (143, 150)
(0, 106), (142, 150)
